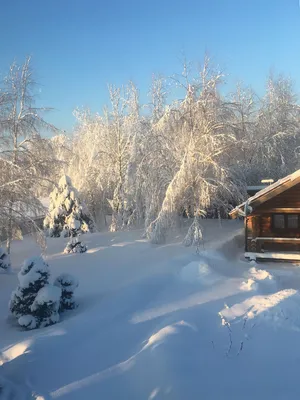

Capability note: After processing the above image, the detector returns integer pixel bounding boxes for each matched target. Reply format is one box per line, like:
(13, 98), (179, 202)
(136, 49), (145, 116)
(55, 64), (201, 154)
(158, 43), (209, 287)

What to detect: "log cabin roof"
(230, 169), (300, 218)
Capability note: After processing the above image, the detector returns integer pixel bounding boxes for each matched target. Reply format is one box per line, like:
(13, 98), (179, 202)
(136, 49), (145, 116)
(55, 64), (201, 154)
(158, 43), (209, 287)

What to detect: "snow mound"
(240, 267), (274, 292)
(240, 278), (257, 292)
(18, 315), (38, 330)
(179, 261), (221, 285)
(220, 289), (300, 330)
(143, 321), (197, 351)
(248, 267), (274, 282)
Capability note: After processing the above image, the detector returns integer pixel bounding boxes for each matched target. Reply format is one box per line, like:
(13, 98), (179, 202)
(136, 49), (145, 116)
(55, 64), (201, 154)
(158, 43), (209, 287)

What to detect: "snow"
(179, 261), (221, 285)
(67, 216), (81, 230)
(245, 251), (300, 261)
(54, 273), (79, 292)
(2, 220), (300, 398)
(240, 278), (257, 291)
(0, 374), (30, 400)
(248, 266), (274, 282)
(31, 285), (61, 311)
(18, 315), (37, 330)
(220, 289), (300, 330)
(59, 175), (72, 188)
(18, 256), (49, 289)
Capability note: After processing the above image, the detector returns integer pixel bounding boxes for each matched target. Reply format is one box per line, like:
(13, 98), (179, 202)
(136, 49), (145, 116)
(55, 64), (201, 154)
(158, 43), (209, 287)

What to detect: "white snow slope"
(2, 220), (300, 399)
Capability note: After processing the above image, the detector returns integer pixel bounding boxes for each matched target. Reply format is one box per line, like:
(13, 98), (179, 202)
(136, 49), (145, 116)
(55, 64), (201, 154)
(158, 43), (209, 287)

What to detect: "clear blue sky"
(1, 0), (300, 132)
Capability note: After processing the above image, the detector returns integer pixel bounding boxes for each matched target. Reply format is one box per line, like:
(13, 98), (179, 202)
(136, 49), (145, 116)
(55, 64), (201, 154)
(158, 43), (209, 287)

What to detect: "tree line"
(1, 55), (300, 248)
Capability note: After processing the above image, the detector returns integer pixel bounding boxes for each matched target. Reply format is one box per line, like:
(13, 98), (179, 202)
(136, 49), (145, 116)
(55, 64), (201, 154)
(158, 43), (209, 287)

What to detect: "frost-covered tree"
(106, 83), (140, 232)
(183, 210), (206, 253)
(43, 175), (95, 237)
(146, 57), (245, 243)
(0, 56), (57, 254)
(54, 273), (78, 311)
(68, 109), (112, 230)
(10, 256), (50, 318)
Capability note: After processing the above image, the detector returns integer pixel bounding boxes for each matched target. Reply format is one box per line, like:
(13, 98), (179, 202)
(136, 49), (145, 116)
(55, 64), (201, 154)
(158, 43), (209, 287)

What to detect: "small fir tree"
(10, 256), (50, 318)
(18, 285), (61, 329)
(43, 175), (95, 238)
(54, 273), (79, 311)
(10, 256), (79, 330)
(63, 212), (87, 253)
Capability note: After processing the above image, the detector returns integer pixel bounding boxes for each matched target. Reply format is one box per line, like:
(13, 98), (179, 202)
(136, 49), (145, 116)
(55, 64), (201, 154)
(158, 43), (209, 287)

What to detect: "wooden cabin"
(230, 170), (300, 261)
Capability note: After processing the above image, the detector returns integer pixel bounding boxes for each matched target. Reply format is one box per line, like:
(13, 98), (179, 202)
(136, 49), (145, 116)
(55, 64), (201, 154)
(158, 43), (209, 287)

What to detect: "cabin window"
(273, 214), (285, 229)
(287, 214), (298, 229)
(272, 214), (299, 230)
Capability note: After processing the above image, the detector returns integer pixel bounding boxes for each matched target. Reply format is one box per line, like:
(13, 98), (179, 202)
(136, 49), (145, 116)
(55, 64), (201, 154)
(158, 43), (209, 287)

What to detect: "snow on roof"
(230, 169), (300, 217)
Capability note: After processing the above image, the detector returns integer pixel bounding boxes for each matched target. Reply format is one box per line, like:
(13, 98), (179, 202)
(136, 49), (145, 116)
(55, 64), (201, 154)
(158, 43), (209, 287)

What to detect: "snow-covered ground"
(2, 219), (300, 399)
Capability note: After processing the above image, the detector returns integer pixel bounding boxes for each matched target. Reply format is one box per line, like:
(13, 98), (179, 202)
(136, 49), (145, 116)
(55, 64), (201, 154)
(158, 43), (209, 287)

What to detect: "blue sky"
(1, 0), (300, 132)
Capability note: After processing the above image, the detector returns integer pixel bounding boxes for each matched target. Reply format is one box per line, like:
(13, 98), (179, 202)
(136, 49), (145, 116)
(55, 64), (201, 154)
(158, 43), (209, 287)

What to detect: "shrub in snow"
(10, 256), (50, 318)
(0, 248), (10, 271)
(18, 285), (61, 330)
(43, 175), (95, 238)
(54, 273), (79, 312)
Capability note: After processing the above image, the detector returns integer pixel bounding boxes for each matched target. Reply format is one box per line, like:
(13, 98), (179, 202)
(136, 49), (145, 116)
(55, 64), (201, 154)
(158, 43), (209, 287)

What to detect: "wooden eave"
(229, 170), (300, 219)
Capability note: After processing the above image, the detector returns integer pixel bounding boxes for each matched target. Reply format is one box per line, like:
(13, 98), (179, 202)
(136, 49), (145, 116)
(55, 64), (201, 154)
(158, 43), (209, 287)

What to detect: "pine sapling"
(54, 273), (79, 312)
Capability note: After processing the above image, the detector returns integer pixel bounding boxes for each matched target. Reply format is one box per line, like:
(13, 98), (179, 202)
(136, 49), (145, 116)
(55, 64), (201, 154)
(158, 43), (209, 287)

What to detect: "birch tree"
(0, 57), (57, 253)
(147, 57), (245, 243)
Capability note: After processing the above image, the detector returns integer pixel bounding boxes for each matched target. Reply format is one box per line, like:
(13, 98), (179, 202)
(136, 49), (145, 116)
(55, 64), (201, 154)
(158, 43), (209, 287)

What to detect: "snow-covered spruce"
(10, 256), (50, 318)
(18, 285), (61, 330)
(0, 248), (10, 271)
(63, 212), (87, 254)
(54, 273), (79, 312)
(64, 239), (87, 254)
(43, 175), (95, 238)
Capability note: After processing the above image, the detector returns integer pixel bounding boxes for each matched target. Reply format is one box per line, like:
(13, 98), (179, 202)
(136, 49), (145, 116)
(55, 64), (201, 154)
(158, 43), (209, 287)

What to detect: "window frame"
(272, 213), (300, 231)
